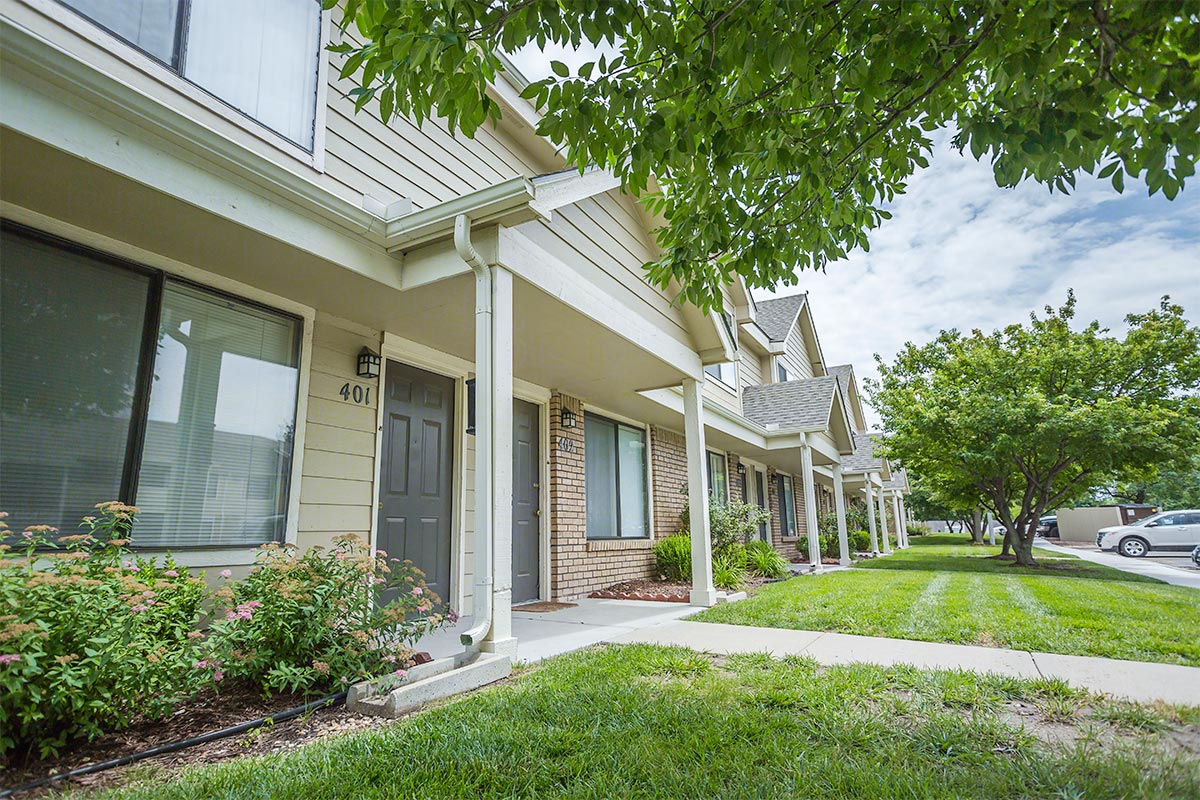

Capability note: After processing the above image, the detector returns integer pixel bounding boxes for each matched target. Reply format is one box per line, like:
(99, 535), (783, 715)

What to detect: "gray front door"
(512, 398), (541, 604)
(378, 361), (454, 606)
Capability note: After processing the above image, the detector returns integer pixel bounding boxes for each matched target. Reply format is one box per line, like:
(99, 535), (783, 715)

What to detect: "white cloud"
(755, 140), (1200, 427)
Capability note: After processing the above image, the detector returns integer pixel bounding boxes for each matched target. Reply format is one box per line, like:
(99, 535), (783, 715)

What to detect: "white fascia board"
(638, 388), (770, 449)
(702, 309), (738, 365)
(0, 18), (385, 240)
(738, 320), (771, 354)
(497, 226), (704, 379)
(529, 167), (622, 219)
(383, 177), (537, 253)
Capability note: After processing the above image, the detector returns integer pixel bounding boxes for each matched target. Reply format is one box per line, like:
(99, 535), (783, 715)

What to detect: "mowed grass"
(696, 535), (1200, 666)
(82, 645), (1199, 800)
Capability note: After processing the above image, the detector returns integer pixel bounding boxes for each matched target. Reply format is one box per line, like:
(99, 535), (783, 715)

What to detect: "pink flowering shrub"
(204, 535), (448, 694)
(0, 504), (209, 760)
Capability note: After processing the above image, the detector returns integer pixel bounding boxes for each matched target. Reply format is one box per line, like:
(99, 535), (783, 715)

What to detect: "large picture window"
(59, 0), (323, 149)
(585, 413), (648, 539)
(777, 474), (798, 537)
(0, 225), (301, 548)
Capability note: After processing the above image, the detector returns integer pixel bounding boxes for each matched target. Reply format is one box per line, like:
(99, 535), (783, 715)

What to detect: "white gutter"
(454, 214), (493, 650)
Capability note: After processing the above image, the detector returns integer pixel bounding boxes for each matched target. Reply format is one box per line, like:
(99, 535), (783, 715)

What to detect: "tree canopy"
(869, 294), (1200, 566)
(329, 0), (1199, 310)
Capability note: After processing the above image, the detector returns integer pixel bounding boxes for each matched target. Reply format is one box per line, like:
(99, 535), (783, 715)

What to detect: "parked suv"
(1035, 515), (1059, 538)
(1096, 510), (1200, 557)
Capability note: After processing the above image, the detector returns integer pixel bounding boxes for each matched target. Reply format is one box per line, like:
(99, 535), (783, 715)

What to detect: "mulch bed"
(589, 574), (786, 603)
(1, 683), (390, 797)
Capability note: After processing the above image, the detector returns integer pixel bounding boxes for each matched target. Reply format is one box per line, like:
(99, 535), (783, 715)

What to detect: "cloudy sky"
(757, 141), (1200, 426)
(507, 49), (1200, 428)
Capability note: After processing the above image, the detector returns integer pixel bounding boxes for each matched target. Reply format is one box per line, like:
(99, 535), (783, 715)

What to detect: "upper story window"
(704, 360), (738, 388)
(59, 0), (322, 149)
(776, 360), (789, 383)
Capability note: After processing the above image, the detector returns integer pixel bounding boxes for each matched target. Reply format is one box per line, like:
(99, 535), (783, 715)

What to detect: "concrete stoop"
(714, 591), (747, 604)
(347, 651), (512, 718)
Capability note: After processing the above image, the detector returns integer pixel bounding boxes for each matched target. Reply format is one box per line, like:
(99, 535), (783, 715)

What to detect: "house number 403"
(339, 383), (371, 405)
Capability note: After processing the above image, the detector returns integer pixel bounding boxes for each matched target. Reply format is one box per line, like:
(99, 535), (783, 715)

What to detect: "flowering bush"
(203, 535), (449, 695)
(0, 504), (209, 760)
(0, 509), (450, 761)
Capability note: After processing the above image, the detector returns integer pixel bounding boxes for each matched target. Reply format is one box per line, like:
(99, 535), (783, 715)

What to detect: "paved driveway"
(1036, 539), (1200, 589)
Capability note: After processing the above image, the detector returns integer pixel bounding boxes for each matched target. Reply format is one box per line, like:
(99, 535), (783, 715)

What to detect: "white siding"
(779, 324), (815, 381)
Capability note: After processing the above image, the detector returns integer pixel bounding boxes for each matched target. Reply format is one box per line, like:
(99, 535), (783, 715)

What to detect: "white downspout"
(455, 214), (493, 649)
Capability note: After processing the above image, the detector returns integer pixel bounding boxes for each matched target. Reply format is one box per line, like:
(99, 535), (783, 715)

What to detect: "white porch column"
(864, 477), (880, 553)
(877, 481), (892, 554)
(891, 492), (905, 548)
(832, 463), (850, 566)
(683, 378), (716, 606)
(800, 442), (822, 572)
(482, 266), (516, 656)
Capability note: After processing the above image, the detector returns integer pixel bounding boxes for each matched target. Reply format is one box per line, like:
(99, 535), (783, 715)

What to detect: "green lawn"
(84, 645), (1198, 799)
(696, 535), (1200, 666)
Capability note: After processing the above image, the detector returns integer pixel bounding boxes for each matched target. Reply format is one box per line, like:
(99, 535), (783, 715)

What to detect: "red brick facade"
(548, 392), (655, 600)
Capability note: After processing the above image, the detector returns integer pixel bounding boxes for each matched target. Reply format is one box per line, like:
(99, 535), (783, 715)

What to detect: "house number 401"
(339, 383), (371, 405)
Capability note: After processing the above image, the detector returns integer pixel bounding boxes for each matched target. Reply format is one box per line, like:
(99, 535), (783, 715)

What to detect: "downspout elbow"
(455, 214), (494, 650)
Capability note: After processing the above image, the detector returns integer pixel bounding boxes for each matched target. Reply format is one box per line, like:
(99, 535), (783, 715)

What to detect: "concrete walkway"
(1035, 538), (1200, 589)
(608, 620), (1200, 706)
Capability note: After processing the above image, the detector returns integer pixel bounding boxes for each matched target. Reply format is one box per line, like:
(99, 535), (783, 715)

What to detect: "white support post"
(899, 495), (910, 538)
(891, 492), (905, 548)
(832, 463), (850, 566)
(877, 481), (892, 554)
(864, 477), (879, 554)
(800, 443), (822, 572)
(987, 511), (996, 546)
(482, 266), (516, 657)
(683, 378), (716, 607)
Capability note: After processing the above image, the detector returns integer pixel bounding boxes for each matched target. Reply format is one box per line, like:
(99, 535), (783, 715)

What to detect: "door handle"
(534, 508), (541, 517)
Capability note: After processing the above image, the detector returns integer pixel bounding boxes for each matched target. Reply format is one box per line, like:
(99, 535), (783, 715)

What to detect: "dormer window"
(58, 0), (322, 149)
(776, 361), (789, 383)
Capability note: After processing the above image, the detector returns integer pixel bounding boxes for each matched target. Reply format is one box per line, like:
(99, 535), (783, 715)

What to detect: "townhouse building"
(0, 0), (905, 656)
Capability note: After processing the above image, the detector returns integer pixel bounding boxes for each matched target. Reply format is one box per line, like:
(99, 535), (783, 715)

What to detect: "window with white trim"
(777, 474), (798, 536)
(776, 360), (789, 383)
(707, 451), (728, 501)
(584, 413), (649, 539)
(0, 224), (301, 547)
(704, 360), (738, 388)
(59, 0), (323, 149)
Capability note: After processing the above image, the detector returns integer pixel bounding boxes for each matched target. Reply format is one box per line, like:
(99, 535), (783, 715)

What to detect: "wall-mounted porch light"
(561, 408), (578, 428)
(736, 463), (746, 475)
(357, 347), (381, 379)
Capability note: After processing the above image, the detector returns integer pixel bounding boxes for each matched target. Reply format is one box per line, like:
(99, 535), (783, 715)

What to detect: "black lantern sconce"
(465, 379), (477, 435)
(356, 348), (381, 379)
(736, 463), (746, 476)
(561, 408), (578, 428)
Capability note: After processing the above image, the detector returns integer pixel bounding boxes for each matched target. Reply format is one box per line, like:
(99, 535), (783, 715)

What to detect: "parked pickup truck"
(1096, 510), (1200, 557)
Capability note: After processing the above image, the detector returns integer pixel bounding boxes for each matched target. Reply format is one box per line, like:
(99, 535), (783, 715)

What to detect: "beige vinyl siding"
(779, 323), (815, 381)
(738, 346), (764, 392)
(296, 316), (381, 551)
(515, 191), (693, 349)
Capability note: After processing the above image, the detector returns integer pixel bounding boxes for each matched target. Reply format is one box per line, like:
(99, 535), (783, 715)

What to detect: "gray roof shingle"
(754, 294), (806, 342)
(741, 376), (837, 430)
(882, 469), (910, 492)
(842, 432), (886, 473)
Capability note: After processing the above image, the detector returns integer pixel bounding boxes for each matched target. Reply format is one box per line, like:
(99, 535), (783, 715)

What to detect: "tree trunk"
(1000, 526), (1015, 556)
(1012, 529), (1038, 566)
(968, 510), (984, 544)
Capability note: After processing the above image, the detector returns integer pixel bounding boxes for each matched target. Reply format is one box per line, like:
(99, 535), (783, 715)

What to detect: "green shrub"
(745, 541), (788, 578)
(654, 534), (692, 582)
(817, 502), (872, 539)
(0, 503), (209, 759)
(206, 536), (448, 695)
(681, 498), (770, 556)
(0, 506), (449, 760)
(907, 523), (932, 537)
(712, 546), (747, 590)
(850, 530), (872, 552)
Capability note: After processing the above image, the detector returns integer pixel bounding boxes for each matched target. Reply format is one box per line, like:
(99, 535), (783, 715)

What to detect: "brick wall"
(768, 469), (805, 561)
(650, 426), (688, 537)
(548, 392), (656, 600)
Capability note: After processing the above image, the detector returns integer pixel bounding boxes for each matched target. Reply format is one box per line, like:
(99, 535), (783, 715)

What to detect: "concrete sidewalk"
(608, 620), (1200, 706)
(1035, 539), (1200, 589)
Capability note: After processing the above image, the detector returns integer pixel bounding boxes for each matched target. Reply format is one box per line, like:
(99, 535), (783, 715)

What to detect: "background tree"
(330, 0), (1198, 310)
(1096, 453), (1200, 509)
(869, 294), (1200, 566)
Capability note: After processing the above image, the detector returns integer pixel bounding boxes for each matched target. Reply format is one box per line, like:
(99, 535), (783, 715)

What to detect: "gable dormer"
(753, 293), (827, 384)
(828, 364), (869, 434)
